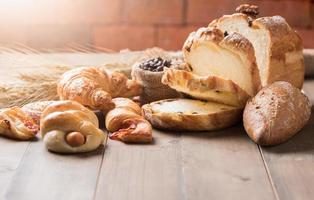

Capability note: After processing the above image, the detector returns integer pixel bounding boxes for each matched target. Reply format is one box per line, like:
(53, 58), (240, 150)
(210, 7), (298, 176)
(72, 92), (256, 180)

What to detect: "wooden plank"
(304, 49), (314, 77)
(180, 125), (276, 200)
(259, 80), (314, 200)
(94, 130), (185, 200)
(0, 138), (30, 198)
(4, 139), (105, 200)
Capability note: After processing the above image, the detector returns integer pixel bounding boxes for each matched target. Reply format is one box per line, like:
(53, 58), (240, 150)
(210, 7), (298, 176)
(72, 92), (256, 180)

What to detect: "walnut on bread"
(243, 81), (311, 146)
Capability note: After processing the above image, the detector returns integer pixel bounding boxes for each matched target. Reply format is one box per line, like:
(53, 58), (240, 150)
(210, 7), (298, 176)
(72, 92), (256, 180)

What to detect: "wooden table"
(0, 52), (313, 200)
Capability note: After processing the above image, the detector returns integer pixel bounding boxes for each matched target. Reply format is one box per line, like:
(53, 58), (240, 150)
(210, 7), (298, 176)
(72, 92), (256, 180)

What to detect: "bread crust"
(243, 81), (311, 145)
(142, 99), (242, 131)
(183, 27), (261, 95)
(162, 69), (250, 108)
(210, 14), (304, 88)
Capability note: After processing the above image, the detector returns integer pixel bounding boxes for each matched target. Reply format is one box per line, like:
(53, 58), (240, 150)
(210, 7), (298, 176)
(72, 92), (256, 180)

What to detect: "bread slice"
(183, 27), (261, 97)
(142, 99), (242, 131)
(210, 13), (304, 88)
(162, 68), (249, 107)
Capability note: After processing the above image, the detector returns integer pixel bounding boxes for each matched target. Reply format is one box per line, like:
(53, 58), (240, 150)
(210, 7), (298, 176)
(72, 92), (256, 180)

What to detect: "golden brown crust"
(210, 13), (304, 89)
(0, 107), (38, 140)
(58, 67), (142, 111)
(40, 100), (106, 153)
(243, 81), (311, 145)
(142, 99), (242, 131)
(105, 98), (153, 143)
(162, 69), (250, 108)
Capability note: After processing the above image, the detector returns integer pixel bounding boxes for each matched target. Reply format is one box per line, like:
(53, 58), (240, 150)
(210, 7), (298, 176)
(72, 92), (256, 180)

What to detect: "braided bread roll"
(40, 100), (106, 153)
(105, 98), (153, 143)
(0, 107), (38, 140)
(58, 67), (142, 112)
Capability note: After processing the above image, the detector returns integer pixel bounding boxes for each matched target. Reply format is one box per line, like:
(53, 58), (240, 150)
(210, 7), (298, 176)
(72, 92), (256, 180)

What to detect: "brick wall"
(0, 0), (313, 51)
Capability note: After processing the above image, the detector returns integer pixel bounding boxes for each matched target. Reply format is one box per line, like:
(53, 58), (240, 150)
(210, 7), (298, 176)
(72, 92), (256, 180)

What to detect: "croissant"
(40, 100), (106, 153)
(105, 98), (153, 143)
(57, 67), (142, 112)
(0, 107), (39, 140)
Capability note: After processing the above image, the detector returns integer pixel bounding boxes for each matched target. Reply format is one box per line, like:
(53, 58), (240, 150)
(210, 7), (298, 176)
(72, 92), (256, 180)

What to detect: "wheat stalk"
(0, 66), (71, 108)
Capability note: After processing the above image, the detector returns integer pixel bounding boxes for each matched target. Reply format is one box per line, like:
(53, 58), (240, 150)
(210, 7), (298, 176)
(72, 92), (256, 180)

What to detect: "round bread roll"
(243, 81), (311, 145)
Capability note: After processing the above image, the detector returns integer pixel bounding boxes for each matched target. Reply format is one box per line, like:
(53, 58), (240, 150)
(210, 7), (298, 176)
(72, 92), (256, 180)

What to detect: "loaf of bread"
(243, 81), (311, 145)
(210, 4), (304, 88)
(183, 27), (261, 98)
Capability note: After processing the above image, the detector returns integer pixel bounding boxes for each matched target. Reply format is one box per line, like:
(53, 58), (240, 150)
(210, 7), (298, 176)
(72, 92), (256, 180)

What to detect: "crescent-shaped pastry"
(57, 67), (142, 112)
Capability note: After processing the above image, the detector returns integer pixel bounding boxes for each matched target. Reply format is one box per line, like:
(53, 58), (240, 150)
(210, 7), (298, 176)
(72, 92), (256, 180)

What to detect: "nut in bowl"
(132, 57), (185, 104)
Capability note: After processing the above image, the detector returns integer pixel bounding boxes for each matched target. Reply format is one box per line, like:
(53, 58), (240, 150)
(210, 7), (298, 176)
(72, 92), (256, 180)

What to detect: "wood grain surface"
(0, 52), (313, 200)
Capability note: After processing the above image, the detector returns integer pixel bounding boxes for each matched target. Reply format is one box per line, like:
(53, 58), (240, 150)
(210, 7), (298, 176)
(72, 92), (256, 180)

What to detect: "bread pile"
(141, 4), (311, 145)
(0, 4), (311, 152)
(0, 67), (152, 154)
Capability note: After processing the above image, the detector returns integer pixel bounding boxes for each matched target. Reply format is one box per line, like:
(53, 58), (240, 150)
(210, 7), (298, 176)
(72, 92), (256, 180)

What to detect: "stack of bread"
(0, 4), (311, 153)
(141, 4), (311, 145)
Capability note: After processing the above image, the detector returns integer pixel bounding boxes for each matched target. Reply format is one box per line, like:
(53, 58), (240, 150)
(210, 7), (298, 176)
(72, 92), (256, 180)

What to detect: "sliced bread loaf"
(183, 27), (261, 97)
(210, 9), (304, 88)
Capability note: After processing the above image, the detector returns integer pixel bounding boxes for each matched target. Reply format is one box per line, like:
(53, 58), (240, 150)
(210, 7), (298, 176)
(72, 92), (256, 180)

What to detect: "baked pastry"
(21, 101), (56, 125)
(210, 4), (304, 88)
(183, 27), (261, 97)
(58, 67), (142, 112)
(0, 107), (39, 140)
(105, 98), (153, 143)
(162, 68), (249, 107)
(132, 57), (183, 104)
(40, 100), (106, 153)
(243, 81), (311, 145)
(142, 99), (242, 131)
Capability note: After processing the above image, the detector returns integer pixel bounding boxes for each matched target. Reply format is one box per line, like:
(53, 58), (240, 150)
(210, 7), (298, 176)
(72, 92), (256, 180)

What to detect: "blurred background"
(0, 0), (313, 52)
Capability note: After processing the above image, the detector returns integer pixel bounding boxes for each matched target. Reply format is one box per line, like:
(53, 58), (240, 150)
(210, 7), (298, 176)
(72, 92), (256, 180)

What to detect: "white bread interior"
(210, 14), (304, 88)
(162, 68), (250, 107)
(183, 27), (261, 97)
(142, 98), (242, 131)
